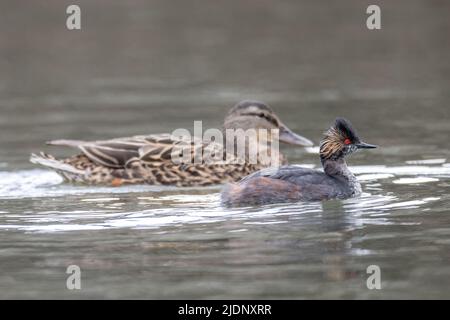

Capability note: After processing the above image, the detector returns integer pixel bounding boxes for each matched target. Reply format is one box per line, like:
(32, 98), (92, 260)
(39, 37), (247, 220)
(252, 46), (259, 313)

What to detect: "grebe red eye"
(344, 138), (352, 145)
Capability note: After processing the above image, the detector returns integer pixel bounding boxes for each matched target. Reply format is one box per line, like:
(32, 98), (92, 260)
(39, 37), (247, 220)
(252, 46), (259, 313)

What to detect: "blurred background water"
(0, 0), (449, 298)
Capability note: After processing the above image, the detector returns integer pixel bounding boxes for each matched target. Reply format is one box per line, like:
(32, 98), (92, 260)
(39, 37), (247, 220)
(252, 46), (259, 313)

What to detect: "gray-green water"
(0, 1), (450, 299)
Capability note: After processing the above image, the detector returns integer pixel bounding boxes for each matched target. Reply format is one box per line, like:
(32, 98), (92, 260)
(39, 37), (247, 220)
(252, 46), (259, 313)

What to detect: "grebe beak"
(355, 142), (377, 149)
(278, 124), (314, 147)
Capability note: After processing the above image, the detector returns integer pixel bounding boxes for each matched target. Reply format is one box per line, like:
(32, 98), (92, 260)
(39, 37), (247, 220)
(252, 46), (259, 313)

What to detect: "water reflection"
(1, 0), (450, 299)
(0, 163), (447, 235)
(0, 160), (449, 298)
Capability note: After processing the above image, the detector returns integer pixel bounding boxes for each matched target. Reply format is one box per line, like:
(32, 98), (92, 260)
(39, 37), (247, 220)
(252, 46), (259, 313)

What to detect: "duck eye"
(344, 138), (352, 145)
(255, 113), (278, 126)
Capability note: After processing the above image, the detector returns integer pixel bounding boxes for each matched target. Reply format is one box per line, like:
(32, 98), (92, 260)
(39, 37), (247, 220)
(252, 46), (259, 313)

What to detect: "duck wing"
(138, 134), (197, 162)
(47, 134), (220, 168)
(47, 137), (144, 167)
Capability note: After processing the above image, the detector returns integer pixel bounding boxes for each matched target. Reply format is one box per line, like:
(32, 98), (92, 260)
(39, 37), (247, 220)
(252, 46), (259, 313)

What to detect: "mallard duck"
(30, 100), (313, 187)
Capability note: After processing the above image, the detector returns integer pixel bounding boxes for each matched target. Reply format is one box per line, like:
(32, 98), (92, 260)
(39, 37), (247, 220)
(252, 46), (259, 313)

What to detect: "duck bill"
(278, 125), (314, 146)
(355, 141), (377, 149)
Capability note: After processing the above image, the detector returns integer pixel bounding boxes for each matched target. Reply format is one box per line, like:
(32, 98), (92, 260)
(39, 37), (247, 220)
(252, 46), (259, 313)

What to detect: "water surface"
(0, 1), (450, 299)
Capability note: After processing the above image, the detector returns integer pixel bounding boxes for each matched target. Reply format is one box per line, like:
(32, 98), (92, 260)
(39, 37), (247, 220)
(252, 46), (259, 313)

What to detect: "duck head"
(223, 100), (313, 146)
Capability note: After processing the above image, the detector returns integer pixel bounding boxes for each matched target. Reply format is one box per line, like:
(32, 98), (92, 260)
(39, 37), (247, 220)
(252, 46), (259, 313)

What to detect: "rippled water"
(1, 1), (450, 299)
(1, 154), (450, 299)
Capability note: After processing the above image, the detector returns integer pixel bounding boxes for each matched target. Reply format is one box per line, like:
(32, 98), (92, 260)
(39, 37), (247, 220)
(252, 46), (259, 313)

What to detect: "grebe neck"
(321, 157), (353, 180)
(321, 157), (361, 196)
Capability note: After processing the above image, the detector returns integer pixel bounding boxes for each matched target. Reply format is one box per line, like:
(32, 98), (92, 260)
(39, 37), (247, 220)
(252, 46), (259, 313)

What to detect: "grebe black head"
(320, 117), (377, 162)
(221, 117), (378, 206)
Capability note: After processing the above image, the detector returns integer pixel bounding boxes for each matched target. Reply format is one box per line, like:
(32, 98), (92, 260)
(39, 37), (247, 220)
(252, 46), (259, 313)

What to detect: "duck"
(221, 117), (377, 206)
(30, 100), (313, 187)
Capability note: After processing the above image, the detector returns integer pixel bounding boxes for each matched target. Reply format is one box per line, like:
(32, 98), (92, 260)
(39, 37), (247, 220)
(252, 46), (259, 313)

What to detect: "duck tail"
(30, 152), (85, 179)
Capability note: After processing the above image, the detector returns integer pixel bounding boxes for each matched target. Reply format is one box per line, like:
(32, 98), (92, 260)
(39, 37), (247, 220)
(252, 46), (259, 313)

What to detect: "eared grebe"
(30, 100), (313, 186)
(221, 117), (377, 205)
